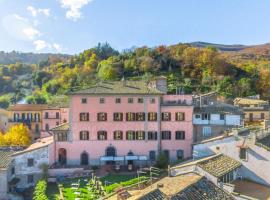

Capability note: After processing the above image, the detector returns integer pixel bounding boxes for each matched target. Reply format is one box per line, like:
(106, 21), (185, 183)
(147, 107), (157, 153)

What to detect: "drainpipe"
(158, 96), (161, 153)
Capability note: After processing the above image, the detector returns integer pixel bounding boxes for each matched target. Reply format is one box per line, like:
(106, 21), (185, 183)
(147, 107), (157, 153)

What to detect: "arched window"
(81, 152), (89, 165)
(106, 146), (116, 157)
(58, 148), (67, 165)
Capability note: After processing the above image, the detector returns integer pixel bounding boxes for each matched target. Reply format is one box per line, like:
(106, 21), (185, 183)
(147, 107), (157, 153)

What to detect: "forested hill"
(0, 51), (70, 65)
(0, 42), (270, 109)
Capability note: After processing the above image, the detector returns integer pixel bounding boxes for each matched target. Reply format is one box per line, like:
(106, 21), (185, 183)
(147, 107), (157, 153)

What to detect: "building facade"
(234, 97), (270, 123)
(7, 104), (69, 140)
(0, 108), (8, 133)
(193, 92), (243, 142)
(193, 127), (270, 186)
(52, 78), (194, 167)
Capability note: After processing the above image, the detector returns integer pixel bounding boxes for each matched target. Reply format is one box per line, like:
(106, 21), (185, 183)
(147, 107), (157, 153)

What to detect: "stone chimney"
(154, 76), (167, 94)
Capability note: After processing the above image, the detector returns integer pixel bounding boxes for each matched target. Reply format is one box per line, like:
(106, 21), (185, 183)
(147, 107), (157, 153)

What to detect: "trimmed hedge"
(105, 176), (148, 193)
(33, 180), (49, 200)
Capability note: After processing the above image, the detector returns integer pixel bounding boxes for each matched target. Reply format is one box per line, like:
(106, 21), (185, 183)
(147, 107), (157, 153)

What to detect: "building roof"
(12, 136), (53, 156)
(128, 173), (202, 200)
(256, 134), (270, 151)
(8, 104), (49, 111)
(198, 154), (241, 178)
(172, 177), (235, 200)
(69, 80), (164, 95)
(50, 123), (70, 131)
(234, 98), (269, 106)
(0, 150), (14, 170)
(194, 102), (243, 115)
(135, 174), (234, 200)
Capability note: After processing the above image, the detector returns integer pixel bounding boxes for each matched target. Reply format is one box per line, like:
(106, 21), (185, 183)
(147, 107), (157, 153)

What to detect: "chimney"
(121, 76), (126, 86)
(155, 76), (167, 94)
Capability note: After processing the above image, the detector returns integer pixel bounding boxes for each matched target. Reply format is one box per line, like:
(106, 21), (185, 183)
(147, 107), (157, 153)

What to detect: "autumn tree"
(0, 124), (31, 146)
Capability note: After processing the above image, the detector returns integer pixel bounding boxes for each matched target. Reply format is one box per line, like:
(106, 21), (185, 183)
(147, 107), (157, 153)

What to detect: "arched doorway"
(106, 146), (116, 157)
(58, 148), (67, 165)
(81, 152), (89, 165)
(127, 151), (134, 165)
(106, 146), (116, 165)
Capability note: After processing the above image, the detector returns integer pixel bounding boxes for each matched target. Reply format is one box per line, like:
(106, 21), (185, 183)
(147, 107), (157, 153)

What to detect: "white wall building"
(193, 128), (270, 186)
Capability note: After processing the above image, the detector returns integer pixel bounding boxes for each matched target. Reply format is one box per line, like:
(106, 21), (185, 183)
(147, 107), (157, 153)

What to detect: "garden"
(34, 169), (162, 200)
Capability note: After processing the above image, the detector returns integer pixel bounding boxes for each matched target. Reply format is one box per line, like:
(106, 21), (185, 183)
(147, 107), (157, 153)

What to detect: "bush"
(156, 152), (169, 169)
(33, 180), (48, 200)
(104, 176), (148, 193)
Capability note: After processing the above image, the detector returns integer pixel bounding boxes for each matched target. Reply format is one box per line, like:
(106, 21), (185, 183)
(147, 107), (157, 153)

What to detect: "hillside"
(0, 51), (70, 65)
(0, 42), (270, 109)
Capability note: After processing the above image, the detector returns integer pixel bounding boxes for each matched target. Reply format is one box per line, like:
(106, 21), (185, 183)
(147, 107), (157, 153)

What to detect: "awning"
(100, 156), (114, 161)
(138, 156), (148, 161)
(100, 156), (125, 161)
(125, 155), (139, 160)
(114, 156), (125, 161)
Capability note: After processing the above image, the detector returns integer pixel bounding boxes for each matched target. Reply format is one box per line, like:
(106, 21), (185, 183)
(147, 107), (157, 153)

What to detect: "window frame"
(114, 130), (123, 140)
(80, 131), (89, 140)
(175, 131), (185, 140)
(97, 131), (107, 140)
(126, 131), (136, 140)
(27, 158), (34, 167)
(175, 112), (185, 121)
(148, 131), (157, 140)
(162, 112), (171, 121)
(113, 113), (123, 121)
(148, 112), (157, 121)
(81, 98), (87, 104)
(79, 113), (89, 121)
(161, 131), (171, 140)
(97, 112), (107, 121)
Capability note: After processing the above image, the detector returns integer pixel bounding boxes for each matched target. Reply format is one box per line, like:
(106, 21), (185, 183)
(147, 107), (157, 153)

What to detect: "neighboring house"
(7, 104), (47, 140)
(170, 154), (242, 186)
(193, 126), (270, 186)
(7, 104), (69, 140)
(0, 108), (8, 133)
(114, 172), (235, 200)
(41, 107), (69, 138)
(51, 77), (194, 167)
(234, 97), (270, 122)
(11, 137), (54, 189)
(0, 150), (14, 199)
(193, 92), (243, 142)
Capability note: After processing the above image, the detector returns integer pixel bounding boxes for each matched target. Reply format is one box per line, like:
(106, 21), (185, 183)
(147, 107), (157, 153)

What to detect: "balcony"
(9, 119), (40, 123)
(161, 100), (192, 106)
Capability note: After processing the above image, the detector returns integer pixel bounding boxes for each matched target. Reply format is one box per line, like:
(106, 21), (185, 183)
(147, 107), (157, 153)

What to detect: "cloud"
(2, 14), (41, 40)
(27, 6), (50, 17)
(22, 27), (41, 39)
(33, 40), (48, 50)
(33, 40), (62, 52)
(59, 0), (93, 21)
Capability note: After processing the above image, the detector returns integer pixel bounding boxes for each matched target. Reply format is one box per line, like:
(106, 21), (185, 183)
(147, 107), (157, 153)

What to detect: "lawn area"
(58, 174), (139, 200)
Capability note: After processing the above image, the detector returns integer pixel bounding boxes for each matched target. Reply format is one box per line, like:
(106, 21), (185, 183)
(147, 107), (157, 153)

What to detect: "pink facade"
(54, 93), (193, 166)
(41, 108), (69, 138)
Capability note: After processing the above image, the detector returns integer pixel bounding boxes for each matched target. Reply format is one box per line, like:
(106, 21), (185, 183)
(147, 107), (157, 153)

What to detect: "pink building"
(41, 107), (69, 138)
(52, 78), (193, 167)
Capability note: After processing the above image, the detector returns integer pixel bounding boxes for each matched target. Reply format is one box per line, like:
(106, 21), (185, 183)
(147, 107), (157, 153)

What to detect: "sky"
(1, 0), (270, 54)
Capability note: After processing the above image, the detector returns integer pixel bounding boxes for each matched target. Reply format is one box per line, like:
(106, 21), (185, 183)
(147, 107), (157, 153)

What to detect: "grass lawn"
(58, 174), (137, 200)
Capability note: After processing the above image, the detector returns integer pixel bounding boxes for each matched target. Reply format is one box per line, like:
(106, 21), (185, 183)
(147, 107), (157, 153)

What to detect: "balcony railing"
(161, 100), (192, 106)
(9, 119), (41, 123)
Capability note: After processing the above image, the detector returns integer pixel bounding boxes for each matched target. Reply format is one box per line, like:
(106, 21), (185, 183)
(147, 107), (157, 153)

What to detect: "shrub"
(33, 180), (48, 200)
(156, 152), (169, 169)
